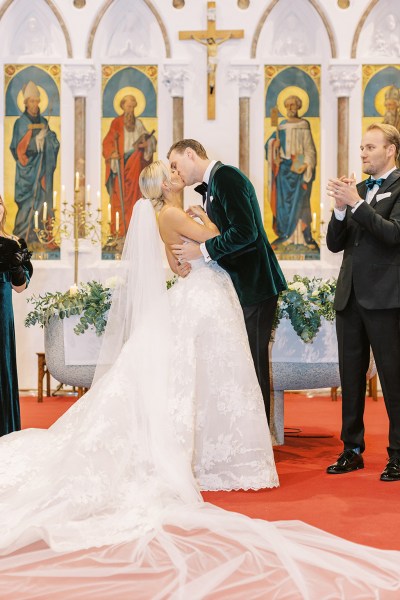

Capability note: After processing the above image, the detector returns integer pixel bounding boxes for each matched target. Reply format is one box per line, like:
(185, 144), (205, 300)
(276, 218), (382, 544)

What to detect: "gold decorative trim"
(251, 0), (336, 59)
(87, 0), (171, 59)
(351, 0), (379, 58)
(0, 0), (72, 57)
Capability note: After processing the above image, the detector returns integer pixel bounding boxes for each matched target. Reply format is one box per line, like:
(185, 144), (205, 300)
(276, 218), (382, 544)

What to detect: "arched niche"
(251, 0), (335, 60)
(0, 0), (71, 59)
(352, 0), (400, 59)
(88, 0), (170, 60)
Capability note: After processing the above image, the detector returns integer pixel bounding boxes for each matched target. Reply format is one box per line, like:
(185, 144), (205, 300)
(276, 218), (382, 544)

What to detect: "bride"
(0, 161), (399, 599)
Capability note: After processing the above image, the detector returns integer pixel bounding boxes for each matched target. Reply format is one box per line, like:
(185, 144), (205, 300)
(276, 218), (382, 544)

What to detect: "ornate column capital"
(63, 61), (97, 98)
(228, 61), (261, 98)
(162, 61), (190, 98)
(328, 61), (360, 98)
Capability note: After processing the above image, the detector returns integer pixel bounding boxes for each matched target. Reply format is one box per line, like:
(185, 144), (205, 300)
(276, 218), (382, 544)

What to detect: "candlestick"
(312, 211), (317, 233)
(43, 202), (47, 222)
(86, 184), (91, 204)
(34, 210), (39, 230)
(61, 184), (66, 204)
(107, 203), (111, 223)
(53, 190), (57, 210)
(115, 211), (120, 232)
(75, 171), (80, 192)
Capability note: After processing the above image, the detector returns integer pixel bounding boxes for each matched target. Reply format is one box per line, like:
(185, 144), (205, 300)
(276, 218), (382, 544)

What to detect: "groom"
(168, 139), (287, 423)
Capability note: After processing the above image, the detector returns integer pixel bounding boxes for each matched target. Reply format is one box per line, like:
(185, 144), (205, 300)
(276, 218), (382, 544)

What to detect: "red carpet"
(20, 392), (399, 551)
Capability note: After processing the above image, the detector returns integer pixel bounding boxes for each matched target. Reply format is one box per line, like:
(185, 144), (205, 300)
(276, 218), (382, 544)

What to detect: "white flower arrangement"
(274, 275), (337, 343)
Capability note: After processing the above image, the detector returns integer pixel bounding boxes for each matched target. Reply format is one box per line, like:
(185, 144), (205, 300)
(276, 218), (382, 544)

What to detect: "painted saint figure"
(266, 94), (317, 249)
(10, 81), (60, 243)
(102, 94), (157, 234)
(383, 85), (400, 132)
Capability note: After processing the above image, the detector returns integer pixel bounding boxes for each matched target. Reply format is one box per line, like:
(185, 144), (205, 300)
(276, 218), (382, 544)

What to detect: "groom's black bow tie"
(194, 181), (208, 204)
(365, 177), (384, 191)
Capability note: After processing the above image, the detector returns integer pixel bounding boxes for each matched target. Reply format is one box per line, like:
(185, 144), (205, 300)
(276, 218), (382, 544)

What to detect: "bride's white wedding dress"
(168, 257), (278, 491)
(0, 199), (399, 599)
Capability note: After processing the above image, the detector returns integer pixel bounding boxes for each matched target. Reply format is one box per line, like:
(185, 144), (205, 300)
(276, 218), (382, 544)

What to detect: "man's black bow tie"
(365, 177), (384, 191)
(194, 181), (208, 200)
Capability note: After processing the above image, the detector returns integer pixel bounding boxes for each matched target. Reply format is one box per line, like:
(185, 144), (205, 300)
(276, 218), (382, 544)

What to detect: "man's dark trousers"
(242, 295), (278, 425)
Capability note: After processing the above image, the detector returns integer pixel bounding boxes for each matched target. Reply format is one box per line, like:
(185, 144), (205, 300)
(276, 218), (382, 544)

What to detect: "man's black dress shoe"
(326, 449), (364, 474)
(380, 456), (400, 481)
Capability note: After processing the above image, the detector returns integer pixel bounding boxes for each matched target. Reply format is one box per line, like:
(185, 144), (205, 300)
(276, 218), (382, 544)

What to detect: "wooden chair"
(37, 352), (51, 403)
(331, 373), (378, 402)
(37, 352), (88, 402)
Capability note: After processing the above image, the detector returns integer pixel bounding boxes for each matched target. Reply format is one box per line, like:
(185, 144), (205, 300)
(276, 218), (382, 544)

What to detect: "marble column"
(328, 62), (359, 178)
(63, 62), (97, 208)
(228, 62), (260, 176)
(162, 63), (189, 207)
(162, 62), (189, 144)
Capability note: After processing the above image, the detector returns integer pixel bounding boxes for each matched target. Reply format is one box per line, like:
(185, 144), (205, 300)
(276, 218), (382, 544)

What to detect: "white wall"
(0, 0), (397, 389)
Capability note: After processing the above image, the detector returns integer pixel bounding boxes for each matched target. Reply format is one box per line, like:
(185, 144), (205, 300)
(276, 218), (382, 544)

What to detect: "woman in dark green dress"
(0, 197), (32, 436)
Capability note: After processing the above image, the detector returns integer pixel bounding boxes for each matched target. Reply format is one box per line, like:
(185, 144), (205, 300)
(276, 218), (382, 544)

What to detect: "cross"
(179, 1), (244, 120)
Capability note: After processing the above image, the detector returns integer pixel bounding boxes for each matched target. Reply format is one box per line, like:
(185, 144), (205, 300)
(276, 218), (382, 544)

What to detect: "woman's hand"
(186, 204), (206, 220)
(186, 205), (220, 235)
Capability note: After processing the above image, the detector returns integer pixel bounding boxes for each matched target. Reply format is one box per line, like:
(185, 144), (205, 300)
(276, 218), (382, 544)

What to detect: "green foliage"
(26, 275), (336, 343)
(166, 275), (178, 289)
(25, 277), (179, 337)
(274, 275), (337, 343)
(25, 281), (113, 337)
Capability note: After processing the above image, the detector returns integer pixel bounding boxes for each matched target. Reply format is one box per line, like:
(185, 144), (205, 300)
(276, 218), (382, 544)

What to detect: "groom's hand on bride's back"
(175, 260), (191, 278)
(172, 241), (202, 262)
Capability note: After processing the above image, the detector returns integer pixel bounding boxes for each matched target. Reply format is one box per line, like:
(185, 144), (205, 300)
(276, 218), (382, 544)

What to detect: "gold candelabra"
(34, 176), (123, 282)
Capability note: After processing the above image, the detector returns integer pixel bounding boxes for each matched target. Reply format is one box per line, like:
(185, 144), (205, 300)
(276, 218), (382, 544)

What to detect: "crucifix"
(179, 1), (244, 119)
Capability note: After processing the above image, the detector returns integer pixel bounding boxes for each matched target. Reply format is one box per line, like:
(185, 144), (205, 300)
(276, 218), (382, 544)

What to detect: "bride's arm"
(165, 245), (180, 274)
(160, 206), (219, 243)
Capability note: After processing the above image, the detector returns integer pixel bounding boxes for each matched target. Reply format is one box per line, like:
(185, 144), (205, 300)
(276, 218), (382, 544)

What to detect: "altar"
(43, 314), (342, 446)
(270, 318), (340, 444)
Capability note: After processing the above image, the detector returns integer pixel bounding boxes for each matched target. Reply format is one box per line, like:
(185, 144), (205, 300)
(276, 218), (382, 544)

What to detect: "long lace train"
(0, 199), (399, 598)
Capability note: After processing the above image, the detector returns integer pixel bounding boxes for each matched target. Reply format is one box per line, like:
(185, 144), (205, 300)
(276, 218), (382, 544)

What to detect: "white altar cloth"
(271, 318), (338, 363)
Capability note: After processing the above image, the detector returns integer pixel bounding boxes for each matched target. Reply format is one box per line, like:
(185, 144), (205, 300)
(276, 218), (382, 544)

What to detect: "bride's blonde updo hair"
(139, 160), (171, 211)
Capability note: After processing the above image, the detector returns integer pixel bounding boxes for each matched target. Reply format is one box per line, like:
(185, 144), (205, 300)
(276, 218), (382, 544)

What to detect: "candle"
(69, 283), (78, 297)
(86, 184), (91, 203)
(75, 171), (79, 192)
(115, 211), (120, 232)
(312, 212), (317, 233)
(107, 203), (111, 223)
(34, 210), (39, 229)
(61, 184), (65, 204)
(96, 190), (100, 203)
(43, 201), (47, 222)
(53, 190), (57, 210)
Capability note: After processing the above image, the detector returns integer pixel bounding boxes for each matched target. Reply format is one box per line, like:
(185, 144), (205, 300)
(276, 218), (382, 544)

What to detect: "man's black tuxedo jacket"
(327, 169), (400, 311)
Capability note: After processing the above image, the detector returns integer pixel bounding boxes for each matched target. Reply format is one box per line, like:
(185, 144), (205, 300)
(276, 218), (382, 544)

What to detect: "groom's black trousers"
(242, 294), (278, 424)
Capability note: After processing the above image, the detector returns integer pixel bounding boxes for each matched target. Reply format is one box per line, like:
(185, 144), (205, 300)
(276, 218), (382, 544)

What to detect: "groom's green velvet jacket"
(205, 164), (287, 306)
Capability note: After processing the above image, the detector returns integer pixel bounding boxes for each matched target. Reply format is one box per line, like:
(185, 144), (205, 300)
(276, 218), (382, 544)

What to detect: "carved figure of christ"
(179, 1), (244, 119)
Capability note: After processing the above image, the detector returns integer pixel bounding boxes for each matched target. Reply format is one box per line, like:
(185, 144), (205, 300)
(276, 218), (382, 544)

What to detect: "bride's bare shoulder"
(159, 206), (187, 224)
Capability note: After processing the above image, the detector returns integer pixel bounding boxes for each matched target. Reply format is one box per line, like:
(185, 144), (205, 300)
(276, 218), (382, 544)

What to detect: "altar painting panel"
(101, 65), (158, 260)
(264, 65), (321, 261)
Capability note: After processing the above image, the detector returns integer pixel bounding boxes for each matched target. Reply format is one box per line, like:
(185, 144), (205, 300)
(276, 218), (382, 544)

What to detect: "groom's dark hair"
(167, 139), (208, 160)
